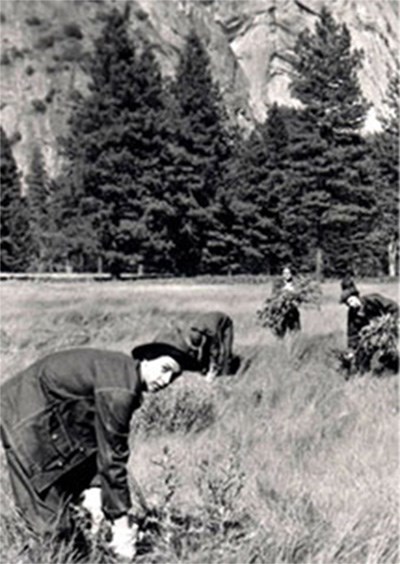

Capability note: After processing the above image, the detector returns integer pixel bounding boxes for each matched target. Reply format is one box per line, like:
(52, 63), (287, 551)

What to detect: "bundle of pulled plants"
(257, 276), (321, 338)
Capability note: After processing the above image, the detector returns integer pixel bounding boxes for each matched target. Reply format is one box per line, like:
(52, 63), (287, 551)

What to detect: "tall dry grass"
(0, 279), (398, 563)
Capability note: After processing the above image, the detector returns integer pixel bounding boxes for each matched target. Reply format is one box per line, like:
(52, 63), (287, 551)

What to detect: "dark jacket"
(188, 311), (232, 373)
(0, 348), (143, 520)
(347, 293), (399, 349)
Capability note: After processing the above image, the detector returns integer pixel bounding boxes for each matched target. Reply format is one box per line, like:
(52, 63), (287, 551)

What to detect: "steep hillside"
(211, 0), (398, 121)
(0, 0), (397, 181)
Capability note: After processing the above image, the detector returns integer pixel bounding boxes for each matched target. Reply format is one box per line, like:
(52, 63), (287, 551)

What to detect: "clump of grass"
(134, 377), (216, 435)
(290, 331), (344, 369)
(195, 448), (247, 540)
(133, 444), (250, 562)
(129, 446), (201, 560)
(243, 482), (332, 564)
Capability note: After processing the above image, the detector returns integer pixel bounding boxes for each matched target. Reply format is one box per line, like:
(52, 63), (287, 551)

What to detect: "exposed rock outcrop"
(0, 0), (397, 181)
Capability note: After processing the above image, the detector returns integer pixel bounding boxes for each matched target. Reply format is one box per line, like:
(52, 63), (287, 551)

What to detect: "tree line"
(1, 7), (398, 277)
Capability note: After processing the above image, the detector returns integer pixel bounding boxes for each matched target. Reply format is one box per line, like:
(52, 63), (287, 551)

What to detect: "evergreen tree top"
(291, 6), (368, 133)
(175, 29), (224, 124)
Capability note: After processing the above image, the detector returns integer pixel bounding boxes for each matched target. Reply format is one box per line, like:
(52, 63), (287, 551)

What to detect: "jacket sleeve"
(94, 388), (139, 520)
(208, 334), (222, 369)
(347, 309), (363, 350)
(363, 294), (399, 319)
(381, 297), (399, 316)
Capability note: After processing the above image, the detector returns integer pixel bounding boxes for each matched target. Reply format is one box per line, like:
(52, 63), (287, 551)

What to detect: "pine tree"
(369, 68), (399, 275)
(250, 104), (294, 273)
(0, 127), (34, 272)
(289, 7), (377, 276)
(206, 129), (261, 274)
(39, 172), (99, 272)
(166, 29), (232, 275)
(208, 104), (296, 275)
(61, 7), (170, 275)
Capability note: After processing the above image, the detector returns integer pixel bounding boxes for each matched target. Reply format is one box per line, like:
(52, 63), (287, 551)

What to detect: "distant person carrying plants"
(272, 266), (301, 335)
(258, 266), (321, 339)
(339, 277), (399, 375)
(0, 330), (200, 562)
(185, 311), (239, 382)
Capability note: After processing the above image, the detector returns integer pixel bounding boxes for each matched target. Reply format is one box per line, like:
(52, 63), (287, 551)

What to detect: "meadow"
(0, 279), (398, 564)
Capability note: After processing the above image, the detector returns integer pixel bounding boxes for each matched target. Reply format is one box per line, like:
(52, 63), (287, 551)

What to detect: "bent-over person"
(340, 280), (398, 350)
(186, 311), (235, 381)
(0, 330), (199, 561)
(340, 278), (399, 374)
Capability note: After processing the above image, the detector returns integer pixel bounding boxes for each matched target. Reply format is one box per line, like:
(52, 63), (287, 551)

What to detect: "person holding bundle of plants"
(339, 277), (399, 374)
(258, 265), (321, 339)
(272, 266), (301, 335)
(0, 329), (200, 562)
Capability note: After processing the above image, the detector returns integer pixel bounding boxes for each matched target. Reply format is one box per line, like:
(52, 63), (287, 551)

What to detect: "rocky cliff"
(0, 0), (398, 181)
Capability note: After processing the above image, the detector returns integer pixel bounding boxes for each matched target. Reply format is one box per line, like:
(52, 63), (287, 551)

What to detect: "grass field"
(0, 279), (398, 564)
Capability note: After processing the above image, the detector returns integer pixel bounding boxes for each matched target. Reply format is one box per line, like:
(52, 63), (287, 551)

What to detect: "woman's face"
(140, 355), (182, 393)
(347, 295), (362, 309)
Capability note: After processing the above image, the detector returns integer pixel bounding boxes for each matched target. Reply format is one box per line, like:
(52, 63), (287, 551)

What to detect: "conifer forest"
(1, 7), (399, 277)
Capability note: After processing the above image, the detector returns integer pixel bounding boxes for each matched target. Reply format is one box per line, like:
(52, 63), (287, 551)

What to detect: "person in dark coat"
(0, 329), (199, 561)
(340, 280), (399, 350)
(185, 311), (235, 381)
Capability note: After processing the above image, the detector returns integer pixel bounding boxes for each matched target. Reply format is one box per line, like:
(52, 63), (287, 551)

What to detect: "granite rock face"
(210, 0), (398, 124)
(0, 0), (397, 179)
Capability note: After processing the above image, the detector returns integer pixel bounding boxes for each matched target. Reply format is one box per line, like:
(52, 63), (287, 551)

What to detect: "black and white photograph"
(0, 0), (398, 562)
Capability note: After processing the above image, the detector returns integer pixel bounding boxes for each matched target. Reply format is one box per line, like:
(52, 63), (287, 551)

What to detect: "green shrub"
(25, 65), (35, 76)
